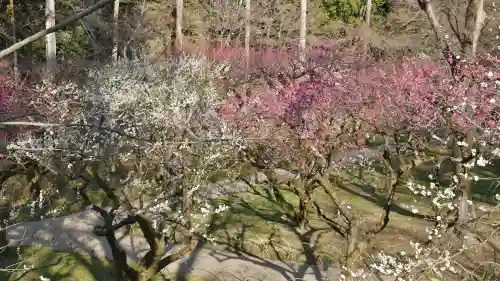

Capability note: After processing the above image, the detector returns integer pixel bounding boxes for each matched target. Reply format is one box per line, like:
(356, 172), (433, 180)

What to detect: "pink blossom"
(218, 55), (499, 152)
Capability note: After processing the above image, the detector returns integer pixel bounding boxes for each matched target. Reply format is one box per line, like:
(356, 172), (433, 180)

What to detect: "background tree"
(112, 0), (120, 63)
(365, 0), (372, 26)
(417, 0), (486, 59)
(45, 0), (57, 74)
(299, 0), (307, 62)
(176, 0), (183, 55)
(7, 0), (18, 87)
(245, 0), (250, 69)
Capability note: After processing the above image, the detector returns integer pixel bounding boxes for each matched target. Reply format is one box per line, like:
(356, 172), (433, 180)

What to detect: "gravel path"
(6, 211), (346, 281)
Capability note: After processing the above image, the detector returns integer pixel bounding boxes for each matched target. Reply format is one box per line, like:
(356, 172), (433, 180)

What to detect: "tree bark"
(9, 0), (19, 87)
(112, 0), (120, 63)
(0, 0), (114, 59)
(0, 198), (10, 254)
(106, 232), (139, 281)
(345, 220), (367, 271)
(175, 0), (183, 55)
(451, 138), (473, 225)
(463, 0), (486, 58)
(418, 0), (485, 59)
(297, 193), (309, 231)
(276, 0), (283, 41)
(45, 0), (57, 74)
(299, 0), (307, 63)
(418, 0), (456, 54)
(360, 0), (373, 56)
(365, 0), (372, 26)
(244, 0), (250, 70)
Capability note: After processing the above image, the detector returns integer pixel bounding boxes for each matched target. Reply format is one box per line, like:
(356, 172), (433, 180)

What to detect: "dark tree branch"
(76, 183), (109, 219)
(140, 243), (195, 281)
(93, 215), (138, 236)
(312, 200), (348, 238)
(137, 215), (158, 268)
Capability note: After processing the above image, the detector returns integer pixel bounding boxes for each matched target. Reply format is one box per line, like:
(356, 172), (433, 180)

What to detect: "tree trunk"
(112, 0), (120, 63)
(9, 0), (19, 87)
(0, 0), (114, 59)
(299, 0), (307, 63)
(182, 185), (193, 247)
(463, 0), (486, 58)
(106, 232), (138, 281)
(418, 0), (485, 60)
(45, 0), (57, 74)
(27, 165), (43, 220)
(297, 194), (309, 231)
(244, 0), (250, 70)
(365, 0), (372, 26)
(0, 198), (10, 254)
(175, 0), (183, 55)
(276, 0), (283, 41)
(451, 138), (474, 225)
(417, 0), (460, 57)
(345, 221), (368, 274)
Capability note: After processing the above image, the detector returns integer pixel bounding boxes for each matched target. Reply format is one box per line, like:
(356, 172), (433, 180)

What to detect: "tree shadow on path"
(175, 185), (334, 281)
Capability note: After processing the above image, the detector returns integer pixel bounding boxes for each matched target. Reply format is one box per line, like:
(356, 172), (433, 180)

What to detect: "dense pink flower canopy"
(218, 54), (499, 144)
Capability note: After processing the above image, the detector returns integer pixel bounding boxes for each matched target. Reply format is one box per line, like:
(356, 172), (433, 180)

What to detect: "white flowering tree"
(366, 58), (500, 280)
(5, 56), (241, 281)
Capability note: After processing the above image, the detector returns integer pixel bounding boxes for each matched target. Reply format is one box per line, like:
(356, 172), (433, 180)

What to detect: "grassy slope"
(206, 161), (500, 270)
(0, 246), (210, 281)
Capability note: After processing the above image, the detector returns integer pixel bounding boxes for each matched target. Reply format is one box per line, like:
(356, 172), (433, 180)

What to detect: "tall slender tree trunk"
(9, 0), (19, 87)
(244, 0), (250, 70)
(463, 0), (486, 58)
(365, 0), (372, 26)
(175, 0), (183, 55)
(276, 0), (283, 41)
(417, 0), (460, 57)
(361, 0), (372, 55)
(45, 0), (57, 74)
(112, 0), (120, 63)
(299, 0), (307, 63)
